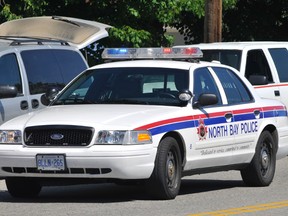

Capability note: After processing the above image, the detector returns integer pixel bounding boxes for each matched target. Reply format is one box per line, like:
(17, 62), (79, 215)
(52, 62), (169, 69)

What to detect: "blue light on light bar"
(107, 48), (128, 55)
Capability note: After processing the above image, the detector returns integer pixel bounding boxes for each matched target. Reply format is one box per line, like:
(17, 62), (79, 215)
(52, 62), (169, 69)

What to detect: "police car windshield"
(202, 50), (242, 70)
(52, 67), (189, 107)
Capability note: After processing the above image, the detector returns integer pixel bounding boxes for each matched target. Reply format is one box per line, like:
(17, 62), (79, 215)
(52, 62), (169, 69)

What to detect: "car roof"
(175, 41), (288, 50)
(90, 59), (227, 71)
(0, 16), (111, 49)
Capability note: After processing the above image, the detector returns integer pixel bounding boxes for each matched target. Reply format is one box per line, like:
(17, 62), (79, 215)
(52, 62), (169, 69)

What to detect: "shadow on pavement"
(0, 178), (245, 203)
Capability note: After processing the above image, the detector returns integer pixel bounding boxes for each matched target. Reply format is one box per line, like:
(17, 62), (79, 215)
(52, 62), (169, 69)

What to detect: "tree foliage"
(174, 0), (237, 44)
(1, 0), (287, 48)
(223, 0), (288, 41)
(0, 0), (235, 47)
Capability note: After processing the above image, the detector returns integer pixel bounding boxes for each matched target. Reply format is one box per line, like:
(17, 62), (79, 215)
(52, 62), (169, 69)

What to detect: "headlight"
(0, 130), (22, 144)
(96, 130), (152, 145)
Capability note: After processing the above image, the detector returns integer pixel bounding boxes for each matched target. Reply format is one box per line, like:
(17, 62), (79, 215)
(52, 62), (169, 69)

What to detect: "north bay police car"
(0, 47), (288, 200)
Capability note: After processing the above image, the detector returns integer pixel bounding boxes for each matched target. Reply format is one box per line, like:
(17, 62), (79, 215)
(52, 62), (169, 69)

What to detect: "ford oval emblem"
(50, 133), (64, 140)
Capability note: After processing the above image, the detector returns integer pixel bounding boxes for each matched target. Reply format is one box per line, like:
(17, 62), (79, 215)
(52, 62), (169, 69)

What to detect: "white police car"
(0, 47), (288, 200)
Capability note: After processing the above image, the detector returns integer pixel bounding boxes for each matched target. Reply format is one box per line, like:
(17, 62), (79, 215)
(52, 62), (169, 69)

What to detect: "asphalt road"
(0, 157), (288, 216)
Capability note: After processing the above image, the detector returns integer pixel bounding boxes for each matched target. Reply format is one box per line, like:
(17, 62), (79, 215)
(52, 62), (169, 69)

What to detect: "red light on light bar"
(184, 48), (197, 55)
(163, 48), (172, 54)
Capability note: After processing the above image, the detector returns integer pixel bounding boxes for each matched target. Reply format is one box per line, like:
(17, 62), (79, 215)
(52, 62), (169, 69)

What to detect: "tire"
(146, 137), (182, 200)
(6, 178), (42, 198)
(240, 131), (276, 186)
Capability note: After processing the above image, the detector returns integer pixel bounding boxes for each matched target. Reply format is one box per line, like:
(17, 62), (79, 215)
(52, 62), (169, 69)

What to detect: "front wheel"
(146, 137), (182, 200)
(6, 178), (42, 198)
(241, 131), (276, 186)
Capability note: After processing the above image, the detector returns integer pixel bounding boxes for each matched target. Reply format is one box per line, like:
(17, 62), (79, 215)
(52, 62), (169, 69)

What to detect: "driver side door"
(0, 52), (28, 124)
(187, 67), (235, 169)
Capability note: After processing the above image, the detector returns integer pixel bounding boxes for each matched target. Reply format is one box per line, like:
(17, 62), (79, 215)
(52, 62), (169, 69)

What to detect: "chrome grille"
(24, 125), (94, 147)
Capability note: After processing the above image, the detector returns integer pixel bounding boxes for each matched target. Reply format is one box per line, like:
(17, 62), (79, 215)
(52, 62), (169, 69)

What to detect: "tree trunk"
(204, 0), (222, 43)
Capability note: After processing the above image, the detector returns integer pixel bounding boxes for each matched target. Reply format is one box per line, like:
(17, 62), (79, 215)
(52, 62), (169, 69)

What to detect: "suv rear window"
(268, 48), (288, 82)
(202, 50), (242, 70)
(21, 49), (87, 95)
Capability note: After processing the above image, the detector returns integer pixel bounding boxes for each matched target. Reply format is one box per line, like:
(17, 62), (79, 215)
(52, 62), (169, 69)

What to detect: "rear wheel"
(241, 131), (276, 186)
(6, 178), (42, 198)
(146, 137), (182, 200)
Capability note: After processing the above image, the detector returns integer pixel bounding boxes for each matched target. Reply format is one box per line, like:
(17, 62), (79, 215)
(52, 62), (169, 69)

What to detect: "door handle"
(20, 101), (28, 110)
(254, 109), (261, 119)
(31, 99), (39, 109)
(274, 90), (280, 96)
(225, 113), (233, 122)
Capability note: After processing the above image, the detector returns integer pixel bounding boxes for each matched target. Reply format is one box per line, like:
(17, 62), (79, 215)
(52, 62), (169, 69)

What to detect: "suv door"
(20, 49), (88, 110)
(0, 53), (29, 123)
(268, 48), (288, 107)
(244, 49), (280, 100)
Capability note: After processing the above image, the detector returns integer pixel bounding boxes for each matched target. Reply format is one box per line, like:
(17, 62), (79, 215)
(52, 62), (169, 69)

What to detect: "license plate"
(36, 154), (66, 171)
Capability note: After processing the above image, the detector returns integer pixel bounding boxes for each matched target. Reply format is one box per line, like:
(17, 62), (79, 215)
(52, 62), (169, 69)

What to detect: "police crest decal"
(197, 118), (207, 140)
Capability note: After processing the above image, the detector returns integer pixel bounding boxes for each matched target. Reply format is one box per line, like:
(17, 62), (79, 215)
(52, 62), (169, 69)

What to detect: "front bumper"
(0, 144), (157, 180)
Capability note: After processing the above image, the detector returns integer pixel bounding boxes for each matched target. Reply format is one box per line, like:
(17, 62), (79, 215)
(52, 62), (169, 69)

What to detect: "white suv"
(0, 16), (110, 124)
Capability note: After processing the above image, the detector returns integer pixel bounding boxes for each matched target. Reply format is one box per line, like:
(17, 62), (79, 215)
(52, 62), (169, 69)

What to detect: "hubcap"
(167, 160), (175, 181)
(167, 151), (177, 187)
(261, 149), (269, 169)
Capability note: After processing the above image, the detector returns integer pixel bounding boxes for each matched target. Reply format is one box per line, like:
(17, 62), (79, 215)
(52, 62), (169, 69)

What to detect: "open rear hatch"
(0, 16), (111, 49)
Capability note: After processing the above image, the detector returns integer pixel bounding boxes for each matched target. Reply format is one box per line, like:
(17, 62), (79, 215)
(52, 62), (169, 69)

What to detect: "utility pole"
(204, 0), (222, 43)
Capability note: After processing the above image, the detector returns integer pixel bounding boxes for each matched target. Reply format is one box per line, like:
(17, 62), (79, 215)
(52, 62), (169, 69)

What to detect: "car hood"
(2, 105), (186, 130)
(0, 16), (111, 49)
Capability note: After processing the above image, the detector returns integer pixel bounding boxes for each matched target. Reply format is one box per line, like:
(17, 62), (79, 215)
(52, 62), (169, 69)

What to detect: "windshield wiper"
(99, 99), (149, 105)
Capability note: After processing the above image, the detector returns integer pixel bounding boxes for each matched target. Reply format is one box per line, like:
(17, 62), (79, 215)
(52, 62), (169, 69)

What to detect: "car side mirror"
(248, 75), (268, 85)
(0, 85), (18, 99)
(178, 90), (193, 102)
(177, 89), (193, 106)
(193, 93), (218, 108)
(40, 87), (61, 106)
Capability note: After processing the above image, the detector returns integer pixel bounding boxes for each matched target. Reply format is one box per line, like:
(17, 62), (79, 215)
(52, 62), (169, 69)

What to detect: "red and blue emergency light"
(102, 47), (203, 59)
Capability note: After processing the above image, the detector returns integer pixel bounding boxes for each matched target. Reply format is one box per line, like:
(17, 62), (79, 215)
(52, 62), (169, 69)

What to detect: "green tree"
(223, 0), (288, 41)
(3, 1), (287, 45)
(173, 0), (236, 44)
(166, 0), (288, 43)
(0, 1), (205, 64)
(0, 0), (235, 47)
(0, 0), (47, 22)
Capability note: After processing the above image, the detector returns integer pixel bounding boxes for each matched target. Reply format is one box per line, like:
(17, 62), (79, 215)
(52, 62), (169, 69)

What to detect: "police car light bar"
(102, 47), (203, 59)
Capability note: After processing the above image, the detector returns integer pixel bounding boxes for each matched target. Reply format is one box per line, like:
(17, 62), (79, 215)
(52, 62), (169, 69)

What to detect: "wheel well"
(162, 132), (186, 167)
(262, 124), (278, 152)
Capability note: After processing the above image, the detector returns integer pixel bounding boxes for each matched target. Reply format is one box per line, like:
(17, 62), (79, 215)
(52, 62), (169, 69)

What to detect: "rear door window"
(245, 49), (273, 83)
(213, 67), (253, 104)
(21, 49), (87, 94)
